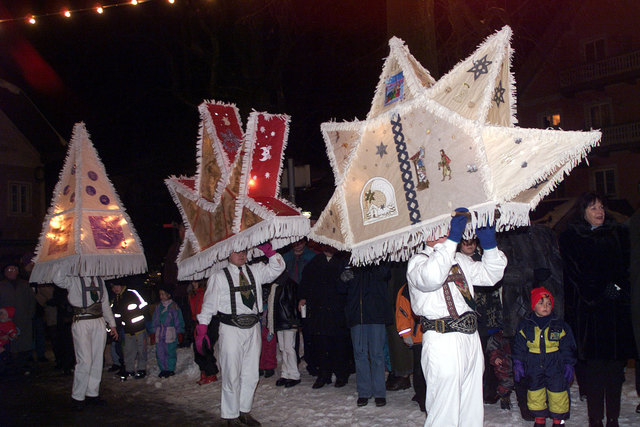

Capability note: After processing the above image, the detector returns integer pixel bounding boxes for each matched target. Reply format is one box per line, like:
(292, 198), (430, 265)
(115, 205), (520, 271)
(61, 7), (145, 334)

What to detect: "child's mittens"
(513, 359), (525, 382)
(563, 364), (574, 384)
(267, 333), (274, 342)
(195, 324), (210, 355)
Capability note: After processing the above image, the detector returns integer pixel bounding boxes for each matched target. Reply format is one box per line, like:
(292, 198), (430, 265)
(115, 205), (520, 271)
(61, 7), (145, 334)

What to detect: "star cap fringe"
(30, 123), (147, 283)
(310, 26), (600, 266)
(165, 101), (310, 280)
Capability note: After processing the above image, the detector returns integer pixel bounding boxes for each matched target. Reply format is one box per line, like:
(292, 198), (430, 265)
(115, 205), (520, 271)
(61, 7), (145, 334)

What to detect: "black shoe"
(500, 396), (511, 410)
(375, 398), (386, 407)
(120, 371), (134, 381)
(275, 378), (287, 387)
(357, 397), (369, 407)
(165, 371), (175, 377)
(386, 375), (410, 391)
(484, 395), (499, 404)
(263, 369), (275, 378)
(116, 367), (127, 377)
(605, 419), (619, 427)
(71, 399), (84, 412)
(312, 375), (331, 389)
(588, 418), (603, 427)
(580, 394), (587, 402)
(134, 370), (146, 379)
(284, 379), (301, 388)
(224, 418), (244, 426)
(107, 364), (121, 373)
(259, 369), (265, 377)
(158, 370), (167, 378)
(334, 377), (348, 388)
(636, 403), (640, 414)
(85, 396), (106, 406)
(238, 411), (261, 426)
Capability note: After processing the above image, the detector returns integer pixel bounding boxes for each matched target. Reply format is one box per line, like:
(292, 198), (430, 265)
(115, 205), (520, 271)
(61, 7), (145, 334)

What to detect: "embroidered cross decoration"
(448, 265), (476, 311)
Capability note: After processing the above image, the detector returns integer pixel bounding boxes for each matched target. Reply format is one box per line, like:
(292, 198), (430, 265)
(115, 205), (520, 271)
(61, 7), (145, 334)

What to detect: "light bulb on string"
(131, 0), (138, 5)
(63, 10), (71, 18)
(27, 15), (36, 24)
(96, 6), (104, 14)
(168, 0), (176, 4)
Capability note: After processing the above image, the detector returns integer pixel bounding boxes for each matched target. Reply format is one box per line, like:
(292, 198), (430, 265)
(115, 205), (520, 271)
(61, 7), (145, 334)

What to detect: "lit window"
(540, 112), (561, 129)
(8, 182), (31, 215)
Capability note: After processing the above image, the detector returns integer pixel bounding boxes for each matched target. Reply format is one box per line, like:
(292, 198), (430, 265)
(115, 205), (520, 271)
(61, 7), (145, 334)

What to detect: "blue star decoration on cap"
(376, 142), (388, 158)
(492, 80), (506, 107)
(467, 54), (492, 80)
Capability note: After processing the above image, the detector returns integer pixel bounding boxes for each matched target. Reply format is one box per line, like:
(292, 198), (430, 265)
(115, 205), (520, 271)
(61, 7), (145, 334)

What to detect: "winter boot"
(500, 395), (511, 410)
(534, 417), (546, 427)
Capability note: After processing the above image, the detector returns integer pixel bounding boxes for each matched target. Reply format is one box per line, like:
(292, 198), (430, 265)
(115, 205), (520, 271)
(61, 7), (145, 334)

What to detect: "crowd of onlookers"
(2, 192), (640, 427)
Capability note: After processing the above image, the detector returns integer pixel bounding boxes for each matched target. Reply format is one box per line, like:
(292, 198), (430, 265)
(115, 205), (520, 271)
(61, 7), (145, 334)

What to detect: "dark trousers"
(412, 344), (426, 411)
(314, 334), (350, 380)
(583, 359), (626, 421)
(301, 319), (318, 375)
(193, 320), (219, 376)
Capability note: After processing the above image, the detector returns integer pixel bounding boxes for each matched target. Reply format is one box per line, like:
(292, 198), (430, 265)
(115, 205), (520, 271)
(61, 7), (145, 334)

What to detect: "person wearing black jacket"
(559, 192), (636, 427)
(110, 278), (149, 380)
(298, 247), (351, 389)
(338, 262), (393, 407)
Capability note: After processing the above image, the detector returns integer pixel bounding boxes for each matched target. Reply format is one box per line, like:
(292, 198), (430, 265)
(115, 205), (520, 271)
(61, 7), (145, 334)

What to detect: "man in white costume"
(196, 243), (284, 427)
(52, 269), (118, 411)
(406, 209), (507, 427)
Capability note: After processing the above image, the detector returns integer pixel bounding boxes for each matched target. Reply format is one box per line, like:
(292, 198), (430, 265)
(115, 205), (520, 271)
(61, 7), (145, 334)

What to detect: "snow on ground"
(114, 345), (640, 426)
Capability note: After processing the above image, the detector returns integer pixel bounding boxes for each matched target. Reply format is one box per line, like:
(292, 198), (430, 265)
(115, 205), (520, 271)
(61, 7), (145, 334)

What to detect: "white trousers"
(219, 323), (261, 419)
(422, 330), (484, 427)
(277, 329), (300, 380)
(71, 317), (107, 401)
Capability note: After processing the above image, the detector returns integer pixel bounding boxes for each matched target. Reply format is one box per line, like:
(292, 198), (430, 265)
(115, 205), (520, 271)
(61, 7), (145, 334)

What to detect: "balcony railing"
(560, 50), (640, 87)
(599, 121), (640, 147)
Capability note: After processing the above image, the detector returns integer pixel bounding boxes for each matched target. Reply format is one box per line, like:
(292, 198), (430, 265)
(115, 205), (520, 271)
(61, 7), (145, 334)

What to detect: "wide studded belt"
(420, 311), (477, 334)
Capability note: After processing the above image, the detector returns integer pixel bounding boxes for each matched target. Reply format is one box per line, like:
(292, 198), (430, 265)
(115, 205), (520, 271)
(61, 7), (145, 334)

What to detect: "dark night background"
(0, 0), (561, 269)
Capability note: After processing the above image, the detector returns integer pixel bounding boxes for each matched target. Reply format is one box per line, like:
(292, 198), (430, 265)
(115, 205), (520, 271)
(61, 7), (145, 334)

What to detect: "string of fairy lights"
(0, 0), (178, 25)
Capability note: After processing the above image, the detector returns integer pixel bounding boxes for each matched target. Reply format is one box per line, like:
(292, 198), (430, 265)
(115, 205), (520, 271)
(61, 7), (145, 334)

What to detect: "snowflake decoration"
(376, 142), (388, 158)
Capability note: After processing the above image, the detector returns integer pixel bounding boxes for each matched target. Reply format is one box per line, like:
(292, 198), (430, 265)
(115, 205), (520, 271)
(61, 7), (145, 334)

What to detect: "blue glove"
(563, 364), (574, 384)
(476, 224), (497, 250)
(513, 359), (525, 383)
(448, 208), (469, 243)
(267, 333), (274, 342)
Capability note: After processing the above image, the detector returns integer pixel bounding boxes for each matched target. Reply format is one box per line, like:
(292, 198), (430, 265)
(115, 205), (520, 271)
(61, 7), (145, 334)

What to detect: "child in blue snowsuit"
(151, 285), (185, 378)
(512, 287), (576, 426)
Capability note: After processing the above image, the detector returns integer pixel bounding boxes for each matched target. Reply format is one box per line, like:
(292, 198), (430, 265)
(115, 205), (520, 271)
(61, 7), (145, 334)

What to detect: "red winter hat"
(531, 287), (554, 311)
(1, 306), (15, 319)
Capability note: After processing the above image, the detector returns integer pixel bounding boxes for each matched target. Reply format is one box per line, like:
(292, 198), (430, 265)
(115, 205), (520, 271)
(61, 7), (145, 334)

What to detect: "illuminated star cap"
(30, 123), (147, 283)
(165, 101), (310, 280)
(311, 26), (600, 266)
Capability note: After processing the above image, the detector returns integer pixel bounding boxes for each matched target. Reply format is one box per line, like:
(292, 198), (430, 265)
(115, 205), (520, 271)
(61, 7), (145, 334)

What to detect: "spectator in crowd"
(0, 262), (36, 375)
(151, 284), (184, 378)
(110, 276), (150, 380)
(559, 192), (636, 427)
(189, 279), (218, 385)
(512, 287), (576, 427)
(298, 246), (351, 390)
(269, 273), (302, 388)
(338, 263), (393, 407)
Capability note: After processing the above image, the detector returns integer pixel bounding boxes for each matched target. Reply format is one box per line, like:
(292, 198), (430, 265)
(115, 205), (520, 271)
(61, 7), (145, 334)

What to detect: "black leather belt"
(73, 302), (103, 322)
(420, 311), (477, 334)
(218, 313), (260, 329)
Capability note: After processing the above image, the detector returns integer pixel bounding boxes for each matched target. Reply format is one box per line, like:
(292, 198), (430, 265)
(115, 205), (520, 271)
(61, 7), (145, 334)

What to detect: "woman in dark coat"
(558, 192), (636, 427)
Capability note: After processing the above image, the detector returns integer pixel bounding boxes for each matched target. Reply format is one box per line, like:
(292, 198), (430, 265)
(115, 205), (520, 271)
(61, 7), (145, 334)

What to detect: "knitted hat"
(530, 286), (554, 311)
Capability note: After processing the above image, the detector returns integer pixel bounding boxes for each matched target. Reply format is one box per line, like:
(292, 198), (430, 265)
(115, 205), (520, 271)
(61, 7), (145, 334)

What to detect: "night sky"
(0, 0), (559, 267)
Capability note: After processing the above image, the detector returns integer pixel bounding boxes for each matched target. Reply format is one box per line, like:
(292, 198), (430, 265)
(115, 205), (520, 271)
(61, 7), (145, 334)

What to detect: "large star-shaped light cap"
(310, 26), (600, 266)
(165, 101), (310, 280)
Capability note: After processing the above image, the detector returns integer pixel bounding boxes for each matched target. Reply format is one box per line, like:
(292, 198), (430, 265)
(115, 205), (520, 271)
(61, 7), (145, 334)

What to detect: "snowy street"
(2, 346), (640, 426)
